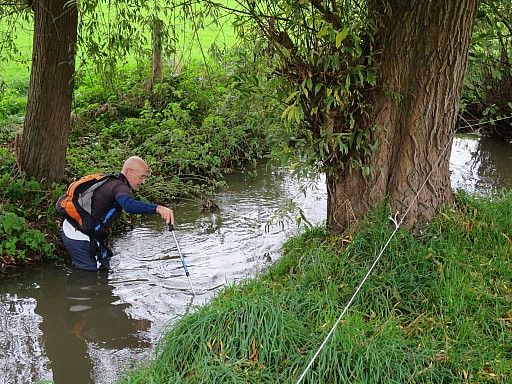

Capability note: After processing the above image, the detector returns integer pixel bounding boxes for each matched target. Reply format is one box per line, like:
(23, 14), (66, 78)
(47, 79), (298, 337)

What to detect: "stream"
(1, 134), (511, 384)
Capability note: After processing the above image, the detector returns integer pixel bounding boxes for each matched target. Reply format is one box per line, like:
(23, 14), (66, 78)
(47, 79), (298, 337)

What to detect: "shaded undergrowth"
(119, 190), (512, 383)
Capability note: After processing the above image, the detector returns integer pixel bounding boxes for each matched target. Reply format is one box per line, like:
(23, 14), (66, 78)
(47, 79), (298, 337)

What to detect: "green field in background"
(0, 3), (238, 84)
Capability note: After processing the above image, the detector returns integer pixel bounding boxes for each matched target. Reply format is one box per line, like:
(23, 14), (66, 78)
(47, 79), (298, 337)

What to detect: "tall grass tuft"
(119, 191), (512, 383)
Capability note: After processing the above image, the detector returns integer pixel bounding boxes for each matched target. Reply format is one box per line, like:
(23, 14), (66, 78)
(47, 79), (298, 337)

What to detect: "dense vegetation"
(0, 55), (284, 272)
(461, 0), (512, 139)
(119, 191), (512, 383)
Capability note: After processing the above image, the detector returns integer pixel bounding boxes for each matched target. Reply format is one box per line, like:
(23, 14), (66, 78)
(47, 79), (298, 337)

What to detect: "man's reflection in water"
(35, 268), (150, 384)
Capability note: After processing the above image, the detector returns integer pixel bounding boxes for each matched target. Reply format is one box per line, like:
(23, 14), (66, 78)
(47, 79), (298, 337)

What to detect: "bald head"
(122, 156), (149, 190)
(122, 156), (147, 173)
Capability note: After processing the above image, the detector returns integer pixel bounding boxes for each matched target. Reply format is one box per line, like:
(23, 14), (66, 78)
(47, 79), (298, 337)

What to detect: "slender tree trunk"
(327, 0), (479, 231)
(17, 0), (78, 186)
(151, 18), (164, 91)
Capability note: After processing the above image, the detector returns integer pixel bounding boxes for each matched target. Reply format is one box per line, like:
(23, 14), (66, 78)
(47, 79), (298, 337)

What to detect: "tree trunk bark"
(151, 18), (164, 91)
(17, 0), (78, 186)
(327, 0), (479, 231)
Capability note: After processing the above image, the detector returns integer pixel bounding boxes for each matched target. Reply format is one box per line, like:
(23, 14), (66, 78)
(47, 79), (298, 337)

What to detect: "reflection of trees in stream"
(451, 135), (512, 195)
(472, 137), (512, 192)
(0, 267), (150, 384)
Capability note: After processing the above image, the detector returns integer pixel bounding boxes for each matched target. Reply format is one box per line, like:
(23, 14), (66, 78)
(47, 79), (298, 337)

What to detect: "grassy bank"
(119, 191), (512, 383)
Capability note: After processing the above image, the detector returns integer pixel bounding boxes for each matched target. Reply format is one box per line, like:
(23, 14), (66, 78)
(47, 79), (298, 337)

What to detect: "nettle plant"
(0, 212), (53, 262)
(0, 173), (57, 268)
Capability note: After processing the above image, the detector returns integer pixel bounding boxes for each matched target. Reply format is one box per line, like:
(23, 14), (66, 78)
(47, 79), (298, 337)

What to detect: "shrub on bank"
(0, 167), (62, 271)
(67, 60), (283, 202)
(119, 191), (512, 383)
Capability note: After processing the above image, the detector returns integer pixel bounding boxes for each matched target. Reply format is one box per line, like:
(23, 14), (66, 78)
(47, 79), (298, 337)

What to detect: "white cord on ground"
(295, 140), (453, 384)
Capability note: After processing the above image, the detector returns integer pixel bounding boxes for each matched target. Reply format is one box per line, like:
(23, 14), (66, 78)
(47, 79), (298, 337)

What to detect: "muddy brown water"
(1, 134), (511, 384)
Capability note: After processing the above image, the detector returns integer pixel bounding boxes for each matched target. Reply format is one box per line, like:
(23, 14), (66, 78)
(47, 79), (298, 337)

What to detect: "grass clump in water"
(119, 190), (512, 383)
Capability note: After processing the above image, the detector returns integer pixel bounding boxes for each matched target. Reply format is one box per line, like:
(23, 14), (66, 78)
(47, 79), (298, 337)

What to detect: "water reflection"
(0, 291), (50, 382)
(450, 135), (512, 195)
(0, 267), (150, 384)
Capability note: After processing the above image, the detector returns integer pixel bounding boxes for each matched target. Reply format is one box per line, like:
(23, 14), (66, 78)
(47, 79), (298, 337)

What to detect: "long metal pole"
(169, 224), (196, 296)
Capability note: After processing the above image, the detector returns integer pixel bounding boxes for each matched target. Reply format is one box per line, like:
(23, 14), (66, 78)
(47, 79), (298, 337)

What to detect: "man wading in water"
(60, 156), (174, 271)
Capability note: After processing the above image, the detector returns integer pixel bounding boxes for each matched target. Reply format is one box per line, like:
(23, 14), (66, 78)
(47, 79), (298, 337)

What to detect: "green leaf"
(336, 27), (349, 48)
(367, 71), (376, 86)
(317, 25), (330, 38)
(315, 83), (323, 95)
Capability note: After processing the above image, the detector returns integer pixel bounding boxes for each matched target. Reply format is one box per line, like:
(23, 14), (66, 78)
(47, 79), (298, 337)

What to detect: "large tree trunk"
(17, 0), (78, 186)
(327, 1), (479, 231)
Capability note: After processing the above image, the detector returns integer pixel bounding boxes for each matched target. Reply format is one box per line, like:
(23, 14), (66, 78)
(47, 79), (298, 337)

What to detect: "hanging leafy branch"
(196, 0), (379, 178)
(0, 1), (198, 83)
(75, 1), (179, 85)
(0, 1), (33, 64)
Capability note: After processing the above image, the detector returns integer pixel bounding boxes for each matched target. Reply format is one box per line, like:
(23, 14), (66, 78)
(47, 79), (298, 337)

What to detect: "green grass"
(0, 12), (33, 83)
(0, 1), (238, 84)
(118, 191), (512, 383)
